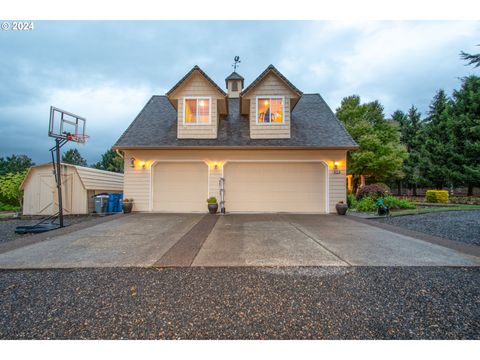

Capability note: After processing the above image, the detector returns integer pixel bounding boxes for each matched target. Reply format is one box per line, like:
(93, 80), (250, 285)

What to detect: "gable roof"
(166, 65), (227, 97)
(225, 71), (244, 87)
(240, 64), (303, 97)
(113, 94), (358, 149)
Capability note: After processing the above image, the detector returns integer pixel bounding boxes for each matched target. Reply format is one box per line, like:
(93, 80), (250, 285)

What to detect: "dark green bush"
(347, 193), (357, 208)
(356, 184), (388, 200)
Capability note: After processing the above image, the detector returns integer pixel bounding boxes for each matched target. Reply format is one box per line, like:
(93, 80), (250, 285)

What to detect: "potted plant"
(207, 197), (218, 214)
(335, 201), (348, 215)
(122, 198), (134, 214)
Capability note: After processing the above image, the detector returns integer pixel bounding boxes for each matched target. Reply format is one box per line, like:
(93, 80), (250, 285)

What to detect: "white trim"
(223, 160), (330, 213)
(183, 96), (212, 126)
(150, 160), (209, 212)
(255, 96), (285, 125)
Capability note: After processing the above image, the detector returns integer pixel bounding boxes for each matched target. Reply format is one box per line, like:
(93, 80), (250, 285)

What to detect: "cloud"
(1, 21), (479, 164)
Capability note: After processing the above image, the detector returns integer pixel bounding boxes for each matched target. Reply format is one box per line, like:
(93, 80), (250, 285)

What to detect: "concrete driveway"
(0, 213), (479, 268)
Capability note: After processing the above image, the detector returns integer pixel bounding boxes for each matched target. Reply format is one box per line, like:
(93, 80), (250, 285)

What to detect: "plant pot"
(335, 202), (348, 215)
(208, 203), (218, 214)
(122, 202), (133, 214)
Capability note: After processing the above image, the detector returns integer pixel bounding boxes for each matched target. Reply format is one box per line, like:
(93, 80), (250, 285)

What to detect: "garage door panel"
(153, 162), (208, 212)
(225, 162), (326, 213)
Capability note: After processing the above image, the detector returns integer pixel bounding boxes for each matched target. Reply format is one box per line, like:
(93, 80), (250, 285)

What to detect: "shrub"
(356, 183), (388, 200)
(347, 193), (357, 208)
(207, 197), (217, 204)
(425, 190), (449, 204)
(0, 203), (20, 211)
(0, 171), (26, 207)
(383, 195), (416, 210)
(356, 196), (377, 212)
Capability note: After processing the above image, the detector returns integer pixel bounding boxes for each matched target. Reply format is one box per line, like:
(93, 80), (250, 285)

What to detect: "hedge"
(425, 190), (449, 204)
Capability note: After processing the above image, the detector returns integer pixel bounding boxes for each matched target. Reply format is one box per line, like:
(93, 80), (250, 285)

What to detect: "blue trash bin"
(107, 193), (116, 213)
(116, 193), (123, 212)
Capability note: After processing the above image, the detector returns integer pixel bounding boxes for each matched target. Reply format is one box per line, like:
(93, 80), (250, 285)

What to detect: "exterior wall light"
(139, 161), (146, 169)
(214, 162), (218, 169)
(130, 157), (136, 168)
(333, 161), (341, 174)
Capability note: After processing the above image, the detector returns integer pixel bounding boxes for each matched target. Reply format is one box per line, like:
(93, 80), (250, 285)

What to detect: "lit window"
(184, 97), (210, 124)
(257, 97), (284, 124)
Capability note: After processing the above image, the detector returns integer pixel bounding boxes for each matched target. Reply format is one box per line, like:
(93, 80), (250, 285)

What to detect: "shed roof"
(21, 163), (124, 191)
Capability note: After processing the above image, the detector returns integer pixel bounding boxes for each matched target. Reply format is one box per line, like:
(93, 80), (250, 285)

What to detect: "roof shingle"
(113, 95), (358, 149)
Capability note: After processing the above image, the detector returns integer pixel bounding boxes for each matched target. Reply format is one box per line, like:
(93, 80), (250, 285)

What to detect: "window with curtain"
(257, 97), (284, 124)
(184, 97), (211, 124)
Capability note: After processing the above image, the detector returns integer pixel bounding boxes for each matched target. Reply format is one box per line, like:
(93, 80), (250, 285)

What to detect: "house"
(21, 163), (124, 215)
(113, 64), (358, 213)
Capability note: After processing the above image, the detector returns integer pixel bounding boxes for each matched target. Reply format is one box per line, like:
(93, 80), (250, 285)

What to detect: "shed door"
(37, 175), (54, 215)
(152, 162), (208, 212)
(224, 162), (327, 213)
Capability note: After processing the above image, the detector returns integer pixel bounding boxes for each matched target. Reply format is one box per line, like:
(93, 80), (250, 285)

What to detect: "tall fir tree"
(62, 149), (87, 166)
(450, 76), (480, 195)
(419, 89), (455, 189)
(396, 106), (424, 195)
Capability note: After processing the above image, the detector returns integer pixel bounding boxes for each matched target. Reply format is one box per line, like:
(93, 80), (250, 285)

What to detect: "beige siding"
(123, 149), (348, 213)
(123, 156), (150, 212)
(169, 72), (225, 139)
(244, 73), (299, 139)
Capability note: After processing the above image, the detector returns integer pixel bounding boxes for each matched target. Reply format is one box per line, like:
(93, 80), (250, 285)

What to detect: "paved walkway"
(0, 214), (478, 268)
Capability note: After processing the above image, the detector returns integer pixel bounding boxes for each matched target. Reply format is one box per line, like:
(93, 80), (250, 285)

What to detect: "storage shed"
(21, 163), (124, 215)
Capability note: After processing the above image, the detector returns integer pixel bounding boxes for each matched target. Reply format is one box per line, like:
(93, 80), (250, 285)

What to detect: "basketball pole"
(55, 138), (64, 228)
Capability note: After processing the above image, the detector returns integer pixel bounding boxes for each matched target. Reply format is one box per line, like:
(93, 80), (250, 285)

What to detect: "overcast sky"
(0, 21), (478, 164)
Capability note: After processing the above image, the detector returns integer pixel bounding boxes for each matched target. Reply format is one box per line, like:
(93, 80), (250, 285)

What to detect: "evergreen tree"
(419, 89), (454, 189)
(460, 45), (480, 68)
(450, 76), (480, 195)
(62, 149), (87, 166)
(336, 95), (407, 191)
(92, 149), (124, 173)
(0, 154), (34, 175)
(396, 106), (424, 195)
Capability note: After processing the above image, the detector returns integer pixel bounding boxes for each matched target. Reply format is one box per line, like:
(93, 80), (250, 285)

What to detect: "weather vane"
(232, 56), (241, 71)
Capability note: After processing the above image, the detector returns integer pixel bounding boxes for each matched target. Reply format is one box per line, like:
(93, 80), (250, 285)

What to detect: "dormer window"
(256, 96), (284, 124)
(184, 97), (211, 125)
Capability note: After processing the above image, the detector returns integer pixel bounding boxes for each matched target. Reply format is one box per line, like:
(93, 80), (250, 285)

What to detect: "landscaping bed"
(374, 210), (480, 246)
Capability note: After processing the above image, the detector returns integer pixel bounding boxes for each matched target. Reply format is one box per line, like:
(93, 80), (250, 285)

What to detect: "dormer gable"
(240, 65), (302, 139)
(166, 65), (227, 139)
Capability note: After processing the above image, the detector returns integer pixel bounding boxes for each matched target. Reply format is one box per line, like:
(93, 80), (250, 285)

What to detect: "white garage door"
(152, 162), (208, 212)
(224, 162), (327, 213)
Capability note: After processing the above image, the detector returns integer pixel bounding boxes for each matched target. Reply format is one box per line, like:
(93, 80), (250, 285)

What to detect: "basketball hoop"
(66, 133), (89, 144)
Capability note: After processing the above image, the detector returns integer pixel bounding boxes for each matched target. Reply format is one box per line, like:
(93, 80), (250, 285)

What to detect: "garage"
(152, 162), (208, 212)
(224, 162), (328, 213)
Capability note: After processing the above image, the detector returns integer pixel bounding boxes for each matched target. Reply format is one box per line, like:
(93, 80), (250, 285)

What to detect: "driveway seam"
(281, 216), (352, 266)
(154, 215), (219, 267)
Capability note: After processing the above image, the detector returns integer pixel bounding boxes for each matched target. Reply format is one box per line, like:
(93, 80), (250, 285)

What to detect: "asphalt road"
(1, 267), (479, 339)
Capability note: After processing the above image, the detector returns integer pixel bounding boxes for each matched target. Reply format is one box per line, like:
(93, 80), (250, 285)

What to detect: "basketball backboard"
(48, 106), (87, 143)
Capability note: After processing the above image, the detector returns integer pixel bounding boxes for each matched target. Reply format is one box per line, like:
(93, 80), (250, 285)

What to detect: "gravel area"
(375, 210), (480, 246)
(0, 216), (104, 244)
(0, 267), (479, 339)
